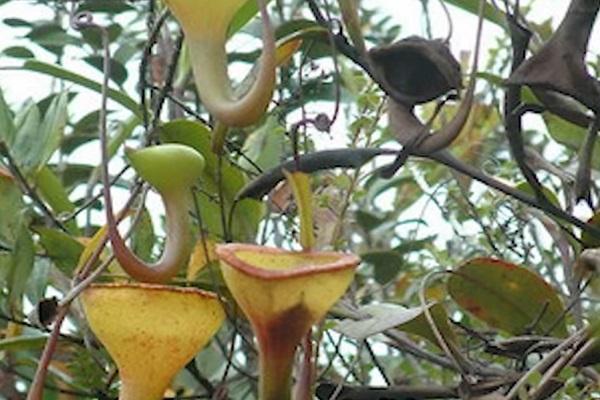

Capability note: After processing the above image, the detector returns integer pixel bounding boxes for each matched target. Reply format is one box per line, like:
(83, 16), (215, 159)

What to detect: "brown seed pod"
(506, 0), (600, 113)
(368, 36), (462, 106)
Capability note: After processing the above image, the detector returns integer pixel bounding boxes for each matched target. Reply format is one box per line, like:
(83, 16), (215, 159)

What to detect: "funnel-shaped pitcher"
(217, 243), (359, 400)
(82, 283), (225, 400)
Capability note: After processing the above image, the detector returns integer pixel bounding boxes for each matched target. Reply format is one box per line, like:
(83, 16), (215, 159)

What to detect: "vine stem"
(505, 328), (587, 399)
(26, 10), (117, 399)
(25, 306), (69, 400)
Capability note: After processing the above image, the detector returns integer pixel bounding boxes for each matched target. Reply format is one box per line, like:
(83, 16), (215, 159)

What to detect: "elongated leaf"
(83, 56), (128, 86)
(0, 334), (47, 352)
(582, 211), (600, 249)
(7, 218), (34, 309)
(239, 116), (286, 172)
(130, 209), (155, 263)
(19, 60), (140, 117)
(2, 46), (34, 59)
(361, 250), (404, 285)
(0, 89), (15, 144)
(12, 92), (67, 176)
(37, 92), (68, 164)
(283, 171), (315, 250)
(34, 227), (83, 274)
(11, 101), (41, 163)
(228, 0), (274, 37)
(35, 167), (77, 219)
(448, 258), (568, 337)
(0, 174), (25, 287)
(0, 174), (24, 247)
(401, 303), (457, 347)
(78, 0), (134, 13)
(443, 0), (506, 27)
(336, 303), (456, 348)
(75, 225), (108, 274)
(515, 181), (561, 208)
(237, 148), (396, 200)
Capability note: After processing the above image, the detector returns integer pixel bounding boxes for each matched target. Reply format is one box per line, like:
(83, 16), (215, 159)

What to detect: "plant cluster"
(0, 0), (598, 399)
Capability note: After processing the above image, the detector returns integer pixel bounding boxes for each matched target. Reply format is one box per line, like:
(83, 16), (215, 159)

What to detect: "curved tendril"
(106, 191), (192, 283)
(103, 144), (203, 284)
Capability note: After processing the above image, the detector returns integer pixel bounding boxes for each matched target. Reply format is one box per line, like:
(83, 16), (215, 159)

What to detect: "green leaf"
(355, 210), (387, 232)
(36, 92), (76, 116)
(83, 56), (128, 86)
(78, 0), (134, 13)
(582, 211), (600, 249)
(228, 0), (274, 37)
(159, 120), (263, 241)
(0, 88), (15, 144)
(443, 0), (506, 28)
(59, 163), (94, 191)
(0, 176), (25, 290)
(543, 113), (600, 170)
(35, 167), (79, 235)
(62, 110), (101, 155)
(19, 60), (141, 117)
(12, 100), (41, 151)
(12, 92), (67, 176)
(400, 303), (457, 348)
(393, 236), (436, 254)
(7, 218), (34, 309)
(274, 19), (330, 59)
(107, 115), (140, 158)
(0, 334), (47, 352)
(113, 43), (139, 65)
(239, 116), (285, 171)
(361, 250), (404, 285)
(2, 46), (34, 58)
(448, 257), (568, 337)
(80, 23), (123, 49)
(26, 259), (51, 306)
(38, 92), (68, 167)
(3, 18), (32, 27)
(0, 175), (25, 246)
(515, 181), (561, 208)
(26, 23), (78, 54)
(33, 226), (83, 274)
(131, 209), (156, 263)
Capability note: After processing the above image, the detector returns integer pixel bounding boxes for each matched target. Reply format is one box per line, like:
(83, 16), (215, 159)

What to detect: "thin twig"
(505, 328), (587, 399)
(59, 165), (130, 223)
(26, 305), (69, 400)
(139, 9), (170, 130)
(151, 31), (184, 131)
(418, 270), (470, 378)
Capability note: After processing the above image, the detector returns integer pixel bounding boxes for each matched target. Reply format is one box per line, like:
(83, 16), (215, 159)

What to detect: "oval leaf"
(582, 210), (600, 249)
(335, 302), (457, 349)
(448, 258), (568, 337)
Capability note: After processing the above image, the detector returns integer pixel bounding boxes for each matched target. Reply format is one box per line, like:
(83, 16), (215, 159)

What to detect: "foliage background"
(0, 0), (599, 399)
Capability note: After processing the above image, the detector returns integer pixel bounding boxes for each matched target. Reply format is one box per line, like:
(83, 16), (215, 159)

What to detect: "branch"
(316, 382), (458, 400)
(430, 151), (600, 240)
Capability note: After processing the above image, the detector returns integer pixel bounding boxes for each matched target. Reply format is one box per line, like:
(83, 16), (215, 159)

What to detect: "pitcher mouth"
(215, 243), (360, 280)
(85, 282), (219, 299)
